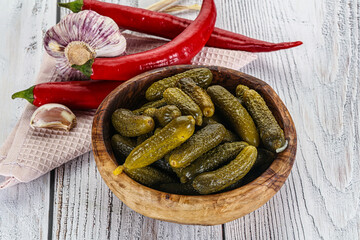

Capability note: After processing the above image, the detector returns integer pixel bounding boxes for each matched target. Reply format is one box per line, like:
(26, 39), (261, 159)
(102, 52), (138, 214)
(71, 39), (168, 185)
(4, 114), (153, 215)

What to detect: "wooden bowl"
(92, 65), (297, 225)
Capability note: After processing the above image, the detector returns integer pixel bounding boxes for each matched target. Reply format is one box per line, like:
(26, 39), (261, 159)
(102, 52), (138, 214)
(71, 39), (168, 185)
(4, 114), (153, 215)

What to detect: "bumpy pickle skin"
(132, 99), (167, 115)
(145, 68), (213, 101)
(178, 141), (249, 183)
(124, 166), (175, 187)
(149, 105), (182, 127)
(136, 131), (154, 146)
(111, 134), (136, 161)
(207, 85), (260, 146)
(235, 84), (250, 103)
(242, 89), (286, 152)
(143, 107), (157, 117)
(163, 87), (203, 126)
(202, 116), (240, 143)
(112, 108), (155, 137)
(192, 146), (258, 195)
(177, 77), (215, 117)
(151, 158), (174, 176)
(168, 123), (226, 168)
(114, 116), (196, 173)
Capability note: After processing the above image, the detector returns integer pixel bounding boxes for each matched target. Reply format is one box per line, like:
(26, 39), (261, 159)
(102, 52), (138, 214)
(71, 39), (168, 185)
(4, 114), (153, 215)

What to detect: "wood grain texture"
(219, 0), (360, 239)
(0, 1), (56, 240)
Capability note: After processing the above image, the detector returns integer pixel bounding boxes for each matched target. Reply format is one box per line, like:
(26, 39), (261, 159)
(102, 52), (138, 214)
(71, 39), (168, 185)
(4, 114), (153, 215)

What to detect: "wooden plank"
(54, 0), (222, 239)
(0, 0), (56, 240)
(0, 0), (57, 240)
(222, 0), (360, 239)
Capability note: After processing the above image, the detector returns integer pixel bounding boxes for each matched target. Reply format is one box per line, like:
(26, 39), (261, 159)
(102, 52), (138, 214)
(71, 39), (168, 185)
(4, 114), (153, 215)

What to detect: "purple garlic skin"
(43, 10), (127, 79)
(30, 104), (77, 131)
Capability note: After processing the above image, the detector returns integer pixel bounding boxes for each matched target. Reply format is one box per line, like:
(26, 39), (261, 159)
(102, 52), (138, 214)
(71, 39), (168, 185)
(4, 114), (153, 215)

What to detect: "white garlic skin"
(30, 104), (77, 131)
(43, 10), (127, 79)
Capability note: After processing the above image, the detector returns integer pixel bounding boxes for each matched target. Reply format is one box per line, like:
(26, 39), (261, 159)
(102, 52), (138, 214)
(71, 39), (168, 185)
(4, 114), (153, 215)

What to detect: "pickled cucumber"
(207, 85), (260, 146)
(222, 130), (240, 143)
(145, 68), (213, 101)
(111, 134), (136, 161)
(178, 141), (249, 183)
(153, 127), (163, 135)
(114, 116), (195, 173)
(242, 89), (286, 152)
(124, 166), (175, 187)
(136, 131), (153, 146)
(143, 107), (157, 117)
(202, 117), (218, 126)
(202, 117), (239, 143)
(168, 123), (226, 168)
(224, 148), (276, 191)
(145, 105), (182, 127)
(235, 84), (249, 103)
(163, 87), (203, 126)
(132, 99), (167, 115)
(112, 108), (155, 137)
(151, 158), (175, 176)
(192, 146), (258, 194)
(177, 77), (214, 117)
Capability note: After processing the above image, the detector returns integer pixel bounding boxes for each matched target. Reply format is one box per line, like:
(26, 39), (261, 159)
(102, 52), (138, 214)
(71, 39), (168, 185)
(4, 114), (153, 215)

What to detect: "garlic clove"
(30, 104), (77, 131)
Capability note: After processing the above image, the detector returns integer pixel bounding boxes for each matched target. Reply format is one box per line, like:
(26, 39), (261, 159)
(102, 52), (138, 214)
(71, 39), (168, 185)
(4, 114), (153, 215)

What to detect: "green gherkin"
(144, 105), (182, 127)
(114, 116), (195, 173)
(163, 87), (203, 126)
(145, 68), (213, 101)
(111, 134), (136, 162)
(168, 123), (226, 168)
(177, 77), (215, 117)
(192, 146), (258, 195)
(132, 99), (167, 115)
(242, 89), (286, 152)
(207, 85), (260, 147)
(124, 166), (175, 187)
(178, 141), (249, 183)
(112, 108), (154, 137)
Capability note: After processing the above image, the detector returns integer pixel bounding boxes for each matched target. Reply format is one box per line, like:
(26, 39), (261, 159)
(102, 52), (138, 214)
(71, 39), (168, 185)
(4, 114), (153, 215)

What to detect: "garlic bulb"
(30, 104), (77, 131)
(44, 10), (126, 79)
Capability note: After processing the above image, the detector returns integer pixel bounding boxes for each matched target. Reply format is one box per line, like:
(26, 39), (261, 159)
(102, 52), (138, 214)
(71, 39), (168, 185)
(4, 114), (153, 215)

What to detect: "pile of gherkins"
(111, 68), (287, 195)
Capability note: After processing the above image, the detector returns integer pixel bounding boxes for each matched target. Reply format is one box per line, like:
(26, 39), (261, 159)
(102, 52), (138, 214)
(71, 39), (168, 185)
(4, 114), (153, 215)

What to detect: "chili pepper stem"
(72, 59), (94, 78)
(12, 86), (35, 104)
(58, 0), (83, 13)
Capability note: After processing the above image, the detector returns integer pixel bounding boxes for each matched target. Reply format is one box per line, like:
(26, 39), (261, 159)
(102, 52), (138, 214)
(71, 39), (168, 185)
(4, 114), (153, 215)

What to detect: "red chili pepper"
(59, 0), (302, 52)
(12, 81), (122, 109)
(70, 0), (216, 81)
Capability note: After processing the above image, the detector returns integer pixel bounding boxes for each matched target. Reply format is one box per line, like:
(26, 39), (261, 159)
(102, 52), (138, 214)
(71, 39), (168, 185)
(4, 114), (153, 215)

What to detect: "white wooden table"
(0, 0), (359, 239)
